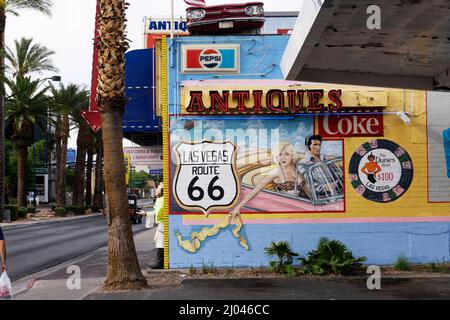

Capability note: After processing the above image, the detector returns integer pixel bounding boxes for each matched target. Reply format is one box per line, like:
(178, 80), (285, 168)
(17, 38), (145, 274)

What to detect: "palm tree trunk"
(55, 115), (67, 207)
(16, 146), (28, 208)
(93, 131), (103, 210)
(85, 145), (93, 207)
(0, 9), (6, 220)
(102, 110), (146, 289)
(97, 0), (146, 290)
(73, 122), (89, 206)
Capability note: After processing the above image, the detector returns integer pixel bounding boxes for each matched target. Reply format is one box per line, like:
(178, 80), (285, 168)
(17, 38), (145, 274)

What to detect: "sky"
(6, 0), (301, 147)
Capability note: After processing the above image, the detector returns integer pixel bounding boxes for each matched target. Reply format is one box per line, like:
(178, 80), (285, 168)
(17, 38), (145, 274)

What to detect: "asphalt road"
(3, 215), (146, 282)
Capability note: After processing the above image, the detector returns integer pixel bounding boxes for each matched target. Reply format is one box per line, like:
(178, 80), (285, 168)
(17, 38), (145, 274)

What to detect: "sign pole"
(170, 0), (174, 40)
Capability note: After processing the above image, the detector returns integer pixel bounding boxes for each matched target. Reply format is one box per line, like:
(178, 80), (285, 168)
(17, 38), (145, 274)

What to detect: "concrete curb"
(13, 226), (150, 299)
(1, 213), (104, 230)
(144, 269), (450, 279)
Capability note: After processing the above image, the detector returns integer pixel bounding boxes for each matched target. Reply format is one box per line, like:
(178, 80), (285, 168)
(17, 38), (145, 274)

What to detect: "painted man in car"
(297, 134), (340, 198)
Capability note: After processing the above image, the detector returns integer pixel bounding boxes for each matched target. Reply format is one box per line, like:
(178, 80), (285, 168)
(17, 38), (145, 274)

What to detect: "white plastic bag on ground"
(0, 272), (13, 300)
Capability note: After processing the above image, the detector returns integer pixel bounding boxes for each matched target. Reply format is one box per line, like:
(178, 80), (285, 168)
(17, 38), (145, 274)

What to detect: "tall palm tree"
(97, 0), (146, 290)
(0, 0), (53, 221)
(50, 83), (88, 208)
(5, 76), (51, 207)
(85, 142), (94, 207)
(72, 118), (90, 206)
(93, 131), (104, 211)
(5, 37), (58, 78)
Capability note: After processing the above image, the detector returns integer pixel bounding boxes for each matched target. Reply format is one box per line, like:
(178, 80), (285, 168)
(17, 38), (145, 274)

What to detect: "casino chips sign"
(182, 44), (240, 74)
(349, 139), (413, 203)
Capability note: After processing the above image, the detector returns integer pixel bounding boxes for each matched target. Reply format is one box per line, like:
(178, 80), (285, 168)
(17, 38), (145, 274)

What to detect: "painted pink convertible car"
(236, 152), (344, 213)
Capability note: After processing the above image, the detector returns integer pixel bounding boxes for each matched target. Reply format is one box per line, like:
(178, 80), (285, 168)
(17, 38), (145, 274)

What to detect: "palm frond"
(6, 0), (53, 16)
(5, 76), (51, 137)
(5, 37), (58, 78)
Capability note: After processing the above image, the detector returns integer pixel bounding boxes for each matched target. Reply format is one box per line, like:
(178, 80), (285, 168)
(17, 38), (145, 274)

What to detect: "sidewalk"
(86, 276), (450, 300)
(13, 224), (156, 300)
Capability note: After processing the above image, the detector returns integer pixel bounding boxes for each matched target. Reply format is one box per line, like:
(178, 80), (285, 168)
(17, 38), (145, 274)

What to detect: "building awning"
(281, 0), (450, 91)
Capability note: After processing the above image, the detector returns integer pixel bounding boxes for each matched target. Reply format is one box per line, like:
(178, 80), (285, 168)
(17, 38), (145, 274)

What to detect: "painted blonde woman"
(229, 144), (305, 220)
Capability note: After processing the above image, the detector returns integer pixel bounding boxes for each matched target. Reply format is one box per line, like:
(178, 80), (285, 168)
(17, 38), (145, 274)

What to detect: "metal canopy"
(281, 0), (450, 91)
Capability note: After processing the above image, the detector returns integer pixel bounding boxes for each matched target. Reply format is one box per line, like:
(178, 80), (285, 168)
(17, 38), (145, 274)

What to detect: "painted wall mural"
(170, 117), (344, 253)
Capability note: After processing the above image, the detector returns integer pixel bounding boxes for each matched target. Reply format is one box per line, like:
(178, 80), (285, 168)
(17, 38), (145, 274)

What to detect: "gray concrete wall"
(427, 92), (450, 202)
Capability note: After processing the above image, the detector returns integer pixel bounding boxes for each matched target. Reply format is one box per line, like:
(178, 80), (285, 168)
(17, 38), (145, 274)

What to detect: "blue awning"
(124, 49), (161, 134)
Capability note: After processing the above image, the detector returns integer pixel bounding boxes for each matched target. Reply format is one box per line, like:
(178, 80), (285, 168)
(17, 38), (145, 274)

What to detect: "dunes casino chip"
(349, 139), (413, 203)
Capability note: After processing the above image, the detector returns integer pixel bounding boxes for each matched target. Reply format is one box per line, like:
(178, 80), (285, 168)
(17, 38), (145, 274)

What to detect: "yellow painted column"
(161, 35), (170, 269)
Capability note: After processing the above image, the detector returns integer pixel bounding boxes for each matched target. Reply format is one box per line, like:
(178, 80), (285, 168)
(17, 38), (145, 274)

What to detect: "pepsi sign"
(182, 44), (240, 74)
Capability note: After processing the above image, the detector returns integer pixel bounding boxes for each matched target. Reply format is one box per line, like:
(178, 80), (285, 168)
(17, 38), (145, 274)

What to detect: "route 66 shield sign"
(173, 140), (240, 215)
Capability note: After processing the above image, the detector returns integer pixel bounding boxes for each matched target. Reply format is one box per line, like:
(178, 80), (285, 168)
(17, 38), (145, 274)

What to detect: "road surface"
(3, 215), (146, 282)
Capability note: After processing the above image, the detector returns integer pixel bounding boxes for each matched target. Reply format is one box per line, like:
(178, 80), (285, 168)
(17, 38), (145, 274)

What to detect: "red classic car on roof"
(186, 2), (265, 35)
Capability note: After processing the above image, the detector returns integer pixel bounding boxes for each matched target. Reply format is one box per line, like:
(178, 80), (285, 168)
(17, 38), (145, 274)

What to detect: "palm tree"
(50, 83), (88, 208)
(93, 131), (104, 211)
(96, 0), (147, 290)
(5, 76), (51, 207)
(72, 118), (90, 206)
(85, 142), (94, 207)
(0, 0), (53, 221)
(5, 37), (58, 78)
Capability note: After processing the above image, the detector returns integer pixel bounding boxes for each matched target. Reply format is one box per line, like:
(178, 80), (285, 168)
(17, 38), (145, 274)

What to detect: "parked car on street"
(186, 2), (265, 34)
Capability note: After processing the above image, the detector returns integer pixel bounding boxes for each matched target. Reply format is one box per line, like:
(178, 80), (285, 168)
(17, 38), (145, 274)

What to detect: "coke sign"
(319, 114), (384, 137)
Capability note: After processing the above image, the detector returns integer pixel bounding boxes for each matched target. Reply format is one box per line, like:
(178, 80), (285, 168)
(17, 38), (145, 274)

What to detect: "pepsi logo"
(199, 49), (222, 69)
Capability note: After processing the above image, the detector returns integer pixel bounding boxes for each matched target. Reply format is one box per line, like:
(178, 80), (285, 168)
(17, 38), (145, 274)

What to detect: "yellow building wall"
(180, 85), (449, 224)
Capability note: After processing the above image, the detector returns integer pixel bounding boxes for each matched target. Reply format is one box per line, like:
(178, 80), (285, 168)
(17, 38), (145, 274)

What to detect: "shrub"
(201, 262), (217, 275)
(394, 256), (409, 271)
(300, 237), (367, 276)
(91, 206), (102, 213)
(18, 207), (28, 219)
(265, 240), (299, 275)
(54, 207), (67, 217)
(426, 262), (450, 273)
(5, 205), (18, 221)
(65, 206), (85, 216)
(27, 205), (36, 214)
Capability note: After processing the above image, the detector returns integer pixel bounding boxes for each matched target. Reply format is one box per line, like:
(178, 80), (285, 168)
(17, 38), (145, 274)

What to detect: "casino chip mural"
(349, 139), (413, 203)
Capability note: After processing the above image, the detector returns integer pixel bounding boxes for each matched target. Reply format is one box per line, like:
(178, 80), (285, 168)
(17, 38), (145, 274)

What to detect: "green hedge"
(18, 207), (28, 219)
(5, 205), (18, 221)
(27, 205), (36, 214)
(90, 206), (103, 213)
(54, 207), (67, 217)
(65, 206), (85, 216)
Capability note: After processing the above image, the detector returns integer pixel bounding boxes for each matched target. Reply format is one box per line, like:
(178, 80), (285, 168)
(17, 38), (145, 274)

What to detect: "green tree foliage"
(5, 139), (46, 202)
(2, 0), (52, 17)
(129, 170), (152, 189)
(5, 37), (58, 78)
